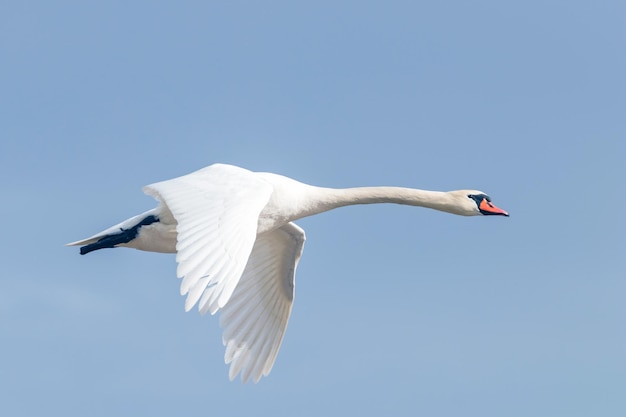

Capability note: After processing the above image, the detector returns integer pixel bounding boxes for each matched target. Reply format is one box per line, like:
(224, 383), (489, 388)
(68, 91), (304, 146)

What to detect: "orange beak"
(479, 198), (509, 216)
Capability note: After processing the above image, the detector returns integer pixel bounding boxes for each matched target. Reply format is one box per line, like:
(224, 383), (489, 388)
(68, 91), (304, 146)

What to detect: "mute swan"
(68, 163), (508, 383)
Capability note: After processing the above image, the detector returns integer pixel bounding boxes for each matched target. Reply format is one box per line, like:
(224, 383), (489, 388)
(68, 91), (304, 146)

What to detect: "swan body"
(68, 163), (508, 383)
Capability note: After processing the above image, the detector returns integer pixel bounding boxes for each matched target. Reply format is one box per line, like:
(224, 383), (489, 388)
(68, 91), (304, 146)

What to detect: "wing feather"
(219, 222), (305, 383)
(143, 164), (273, 314)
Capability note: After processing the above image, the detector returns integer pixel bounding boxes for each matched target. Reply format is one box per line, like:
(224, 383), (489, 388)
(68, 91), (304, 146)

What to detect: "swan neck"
(309, 186), (455, 215)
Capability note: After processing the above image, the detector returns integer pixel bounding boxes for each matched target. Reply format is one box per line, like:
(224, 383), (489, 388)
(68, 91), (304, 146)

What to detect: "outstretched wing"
(220, 222), (305, 383)
(144, 164), (273, 315)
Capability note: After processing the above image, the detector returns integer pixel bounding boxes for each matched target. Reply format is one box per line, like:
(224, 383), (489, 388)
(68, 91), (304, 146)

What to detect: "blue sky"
(1, 1), (624, 416)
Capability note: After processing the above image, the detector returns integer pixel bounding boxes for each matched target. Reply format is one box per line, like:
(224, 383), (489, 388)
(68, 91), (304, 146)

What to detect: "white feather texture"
(220, 222), (304, 383)
(143, 164), (273, 315)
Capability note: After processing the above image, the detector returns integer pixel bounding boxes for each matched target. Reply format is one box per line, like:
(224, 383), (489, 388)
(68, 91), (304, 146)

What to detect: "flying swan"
(68, 163), (509, 383)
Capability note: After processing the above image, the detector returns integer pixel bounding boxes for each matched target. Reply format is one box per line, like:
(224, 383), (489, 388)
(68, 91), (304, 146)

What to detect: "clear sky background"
(1, 1), (624, 416)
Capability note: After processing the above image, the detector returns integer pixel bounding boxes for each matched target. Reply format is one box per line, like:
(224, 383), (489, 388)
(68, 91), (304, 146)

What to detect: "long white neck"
(256, 173), (475, 234)
(300, 186), (463, 218)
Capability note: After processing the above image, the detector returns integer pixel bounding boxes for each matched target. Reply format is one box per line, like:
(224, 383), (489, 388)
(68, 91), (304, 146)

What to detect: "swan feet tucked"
(79, 215), (160, 255)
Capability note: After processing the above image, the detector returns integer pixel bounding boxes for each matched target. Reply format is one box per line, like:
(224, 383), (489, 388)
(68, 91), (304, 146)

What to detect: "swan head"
(448, 190), (509, 217)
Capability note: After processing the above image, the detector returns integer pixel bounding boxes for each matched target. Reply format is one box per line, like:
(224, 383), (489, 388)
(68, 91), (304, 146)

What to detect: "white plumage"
(68, 163), (508, 383)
